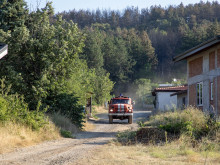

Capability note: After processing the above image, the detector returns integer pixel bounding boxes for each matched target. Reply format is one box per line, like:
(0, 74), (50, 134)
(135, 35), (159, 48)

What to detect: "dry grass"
(93, 106), (107, 114)
(75, 142), (220, 165)
(82, 120), (95, 131)
(147, 106), (209, 132)
(50, 112), (79, 134)
(0, 121), (60, 154)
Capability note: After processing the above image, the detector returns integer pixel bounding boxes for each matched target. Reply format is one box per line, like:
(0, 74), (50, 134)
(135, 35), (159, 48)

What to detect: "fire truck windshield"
(112, 99), (129, 104)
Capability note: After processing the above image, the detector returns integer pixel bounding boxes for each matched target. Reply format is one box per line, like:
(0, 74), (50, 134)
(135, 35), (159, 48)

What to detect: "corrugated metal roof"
(154, 85), (188, 91)
(173, 35), (220, 62)
(152, 85), (188, 96)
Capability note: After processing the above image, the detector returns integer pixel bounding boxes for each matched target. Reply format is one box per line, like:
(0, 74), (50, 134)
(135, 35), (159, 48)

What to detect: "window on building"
(211, 82), (213, 100)
(197, 82), (203, 106)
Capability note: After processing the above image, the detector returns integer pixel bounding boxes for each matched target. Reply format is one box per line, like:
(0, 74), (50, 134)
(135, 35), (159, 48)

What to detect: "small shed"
(152, 85), (188, 111)
(0, 43), (8, 59)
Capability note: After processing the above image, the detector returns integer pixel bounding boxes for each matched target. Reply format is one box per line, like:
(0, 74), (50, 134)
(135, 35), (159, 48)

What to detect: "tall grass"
(50, 112), (79, 134)
(0, 121), (60, 154)
(147, 107), (220, 140)
(50, 112), (80, 138)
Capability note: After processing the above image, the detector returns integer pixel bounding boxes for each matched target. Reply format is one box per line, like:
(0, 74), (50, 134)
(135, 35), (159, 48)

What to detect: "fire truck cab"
(108, 96), (134, 124)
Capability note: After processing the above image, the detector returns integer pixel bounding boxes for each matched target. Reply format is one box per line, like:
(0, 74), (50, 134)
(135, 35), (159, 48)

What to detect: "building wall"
(209, 51), (215, 71)
(156, 92), (177, 111)
(189, 56), (203, 78)
(217, 49), (220, 68)
(218, 77), (220, 115)
(187, 44), (220, 115)
(188, 84), (197, 106)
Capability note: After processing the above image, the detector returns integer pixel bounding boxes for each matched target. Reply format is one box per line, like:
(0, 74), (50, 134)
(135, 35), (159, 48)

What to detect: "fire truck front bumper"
(108, 113), (133, 116)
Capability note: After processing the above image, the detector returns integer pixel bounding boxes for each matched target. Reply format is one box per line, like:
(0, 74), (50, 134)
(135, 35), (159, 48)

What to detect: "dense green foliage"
(81, 26), (156, 94)
(0, 79), (47, 130)
(46, 93), (85, 128)
(0, 1), (113, 128)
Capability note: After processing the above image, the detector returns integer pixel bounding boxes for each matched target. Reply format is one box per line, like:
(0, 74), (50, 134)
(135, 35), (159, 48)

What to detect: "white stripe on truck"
(121, 104), (124, 112)
(117, 104), (125, 112)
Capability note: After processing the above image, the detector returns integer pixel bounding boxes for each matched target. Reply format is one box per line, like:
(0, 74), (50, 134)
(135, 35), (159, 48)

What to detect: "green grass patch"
(60, 130), (74, 138)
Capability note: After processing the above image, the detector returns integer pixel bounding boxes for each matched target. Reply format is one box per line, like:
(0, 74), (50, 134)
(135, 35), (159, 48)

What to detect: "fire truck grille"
(116, 104), (125, 113)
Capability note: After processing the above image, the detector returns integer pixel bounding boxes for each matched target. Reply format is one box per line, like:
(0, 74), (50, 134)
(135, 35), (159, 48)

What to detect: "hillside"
(60, 1), (220, 91)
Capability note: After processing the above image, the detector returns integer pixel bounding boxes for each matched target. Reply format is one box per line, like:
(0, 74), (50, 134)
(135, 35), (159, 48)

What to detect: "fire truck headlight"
(110, 109), (113, 112)
(129, 110), (132, 112)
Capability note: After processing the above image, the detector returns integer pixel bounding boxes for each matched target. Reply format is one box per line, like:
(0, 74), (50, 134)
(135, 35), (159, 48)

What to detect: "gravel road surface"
(0, 109), (151, 165)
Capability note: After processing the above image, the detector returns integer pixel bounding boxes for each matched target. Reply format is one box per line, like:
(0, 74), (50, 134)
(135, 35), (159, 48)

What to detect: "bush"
(0, 96), (8, 121)
(60, 130), (74, 138)
(0, 80), (48, 130)
(45, 93), (85, 129)
(1, 94), (48, 130)
(148, 107), (219, 140)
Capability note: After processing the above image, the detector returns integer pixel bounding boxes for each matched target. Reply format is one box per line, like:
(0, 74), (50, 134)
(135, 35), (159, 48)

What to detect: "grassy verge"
(0, 79), (89, 153)
(76, 142), (220, 165)
(50, 112), (79, 138)
(0, 121), (60, 154)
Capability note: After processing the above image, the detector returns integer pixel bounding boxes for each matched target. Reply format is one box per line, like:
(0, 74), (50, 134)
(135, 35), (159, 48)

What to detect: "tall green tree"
(82, 27), (104, 70)
(0, 2), (86, 108)
(0, 0), (28, 31)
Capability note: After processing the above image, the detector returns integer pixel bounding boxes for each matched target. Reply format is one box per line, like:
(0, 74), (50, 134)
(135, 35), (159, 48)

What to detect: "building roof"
(170, 90), (187, 96)
(173, 35), (220, 62)
(0, 43), (8, 59)
(152, 85), (188, 96)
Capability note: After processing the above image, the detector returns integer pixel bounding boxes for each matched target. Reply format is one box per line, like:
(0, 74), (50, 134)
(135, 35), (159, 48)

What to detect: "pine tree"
(0, 0), (28, 31)
(82, 28), (104, 70)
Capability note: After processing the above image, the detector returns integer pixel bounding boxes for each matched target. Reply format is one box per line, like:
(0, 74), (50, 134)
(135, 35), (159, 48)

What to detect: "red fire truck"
(108, 96), (134, 124)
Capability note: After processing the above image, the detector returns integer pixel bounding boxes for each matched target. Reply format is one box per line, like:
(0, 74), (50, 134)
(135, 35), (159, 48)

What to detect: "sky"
(25, 0), (219, 13)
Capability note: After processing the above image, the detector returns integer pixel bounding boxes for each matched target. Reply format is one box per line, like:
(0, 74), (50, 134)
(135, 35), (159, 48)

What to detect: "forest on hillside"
(60, 1), (220, 85)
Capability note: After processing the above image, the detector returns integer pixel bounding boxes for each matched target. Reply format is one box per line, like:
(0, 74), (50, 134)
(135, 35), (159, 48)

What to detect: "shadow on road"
(94, 119), (131, 125)
(76, 131), (117, 139)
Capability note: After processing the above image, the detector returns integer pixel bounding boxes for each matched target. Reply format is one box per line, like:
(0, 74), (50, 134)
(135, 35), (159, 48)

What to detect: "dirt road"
(0, 109), (151, 165)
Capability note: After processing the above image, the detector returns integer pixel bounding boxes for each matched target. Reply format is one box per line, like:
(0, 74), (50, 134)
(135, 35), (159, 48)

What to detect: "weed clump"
(116, 130), (137, 145)
(148, 107), (220, 140)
